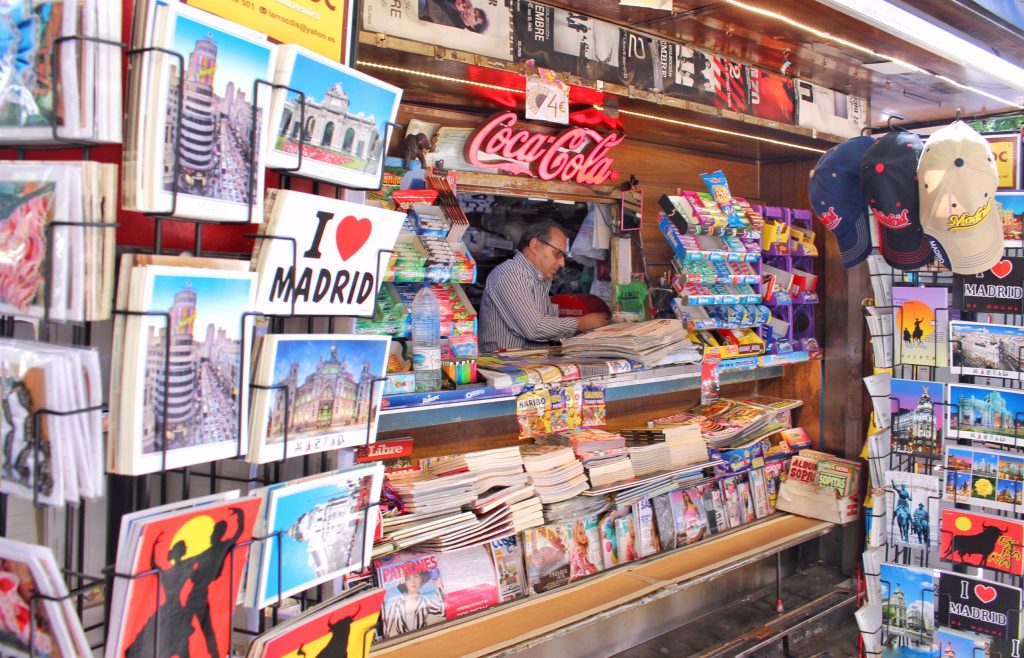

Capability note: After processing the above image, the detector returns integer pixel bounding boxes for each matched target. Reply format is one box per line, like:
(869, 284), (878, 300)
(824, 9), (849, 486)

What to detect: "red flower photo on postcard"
(940, 509), (1023, 576)
(112, 497), (262, 658)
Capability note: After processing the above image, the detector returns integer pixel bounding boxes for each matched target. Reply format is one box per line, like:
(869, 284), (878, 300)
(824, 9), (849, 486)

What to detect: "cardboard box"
(776, 478), (860, 524)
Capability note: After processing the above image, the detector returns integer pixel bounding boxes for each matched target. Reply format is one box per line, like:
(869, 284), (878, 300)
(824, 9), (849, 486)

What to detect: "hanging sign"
(525, 69), (569, 125)
(465, 112), (625, 185)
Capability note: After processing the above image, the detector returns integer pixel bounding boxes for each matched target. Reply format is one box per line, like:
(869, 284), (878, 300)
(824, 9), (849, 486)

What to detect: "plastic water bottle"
(411, 286), (441, 392)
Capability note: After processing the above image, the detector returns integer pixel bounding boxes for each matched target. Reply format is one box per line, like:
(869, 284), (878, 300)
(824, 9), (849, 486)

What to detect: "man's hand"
(576, 312), (610, 332)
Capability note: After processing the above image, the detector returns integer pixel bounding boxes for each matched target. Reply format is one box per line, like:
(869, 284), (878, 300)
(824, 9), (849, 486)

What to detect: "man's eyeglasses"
(537, 238), (568, 261)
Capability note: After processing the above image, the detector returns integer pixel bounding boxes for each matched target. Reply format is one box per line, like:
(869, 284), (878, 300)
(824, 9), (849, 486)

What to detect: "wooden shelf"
(370, 514), (836, 658)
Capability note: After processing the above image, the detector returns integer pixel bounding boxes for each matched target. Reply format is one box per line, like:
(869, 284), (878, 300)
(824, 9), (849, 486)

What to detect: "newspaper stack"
(626, 442), (672, 476)
(519, 444), (588, 504)
(427, 446), (529, 494)
(509, 496), (544, 532)
(585, 455), (636, 487)
(388, 471), (478, 515)
(620, 423), (709, 467)
(560, 319), (700, 368)
(542, 494), (611, 524)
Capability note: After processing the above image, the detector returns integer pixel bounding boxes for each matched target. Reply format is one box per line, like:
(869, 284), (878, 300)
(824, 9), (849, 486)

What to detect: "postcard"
(884, 471), (940, 549)
(256, 465), (383, 609)
(248, 335), (391, 463)
(144, 3), (276, 222)
(245, 588), (386, 658)
(0, 538), (90, 658)
(939, 509), (1024, 576)
(125, 266), (256, 474)
(951, 321), (1024, 380)
(889, 379), (943, 457)
(936, 627), (1020, 658)
(936, 570), (1021, 639)
(268, 45), (402, 189)
(947, 383), (1024, 448)
(998, 192), (1024, 247)
(953, 257), (1024, 315)
(878, 562), (934, 645)
(252, 190), (404, 317)
(108, 496), (262, 658)
(893, 286), (949, 368)
(944, 445), (1024, 513)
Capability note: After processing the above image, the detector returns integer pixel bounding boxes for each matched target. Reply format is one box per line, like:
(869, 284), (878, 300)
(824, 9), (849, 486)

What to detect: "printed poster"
(363, 0), (513, 61)
(185, 0), (354, 63)
(749, 69), (795, 123)
(796, 79), (868, 138)
(950, 321), (1024, 379)
(893, 286), (949, 368)
(653, 41), (714, 102)
(985, 133), (1021, 190)
(939, 509), (1024, 576)
(953, 257), (1024, 314)
(936, 570), (1021, 639)
(944, 445), (1024, 513)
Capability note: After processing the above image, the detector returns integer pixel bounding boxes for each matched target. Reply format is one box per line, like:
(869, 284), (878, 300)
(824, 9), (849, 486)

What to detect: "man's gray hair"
(518, 220), (569, 252)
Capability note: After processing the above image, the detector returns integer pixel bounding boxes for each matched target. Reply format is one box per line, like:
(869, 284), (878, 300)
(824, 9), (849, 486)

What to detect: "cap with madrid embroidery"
(918, 120), (1001, 275)
(860, 131), (934, 270)
(808, 136), (874, 267)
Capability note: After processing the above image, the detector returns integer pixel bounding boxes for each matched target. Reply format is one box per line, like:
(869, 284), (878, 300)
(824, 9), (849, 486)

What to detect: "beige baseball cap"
(918, 120), (1001, 275)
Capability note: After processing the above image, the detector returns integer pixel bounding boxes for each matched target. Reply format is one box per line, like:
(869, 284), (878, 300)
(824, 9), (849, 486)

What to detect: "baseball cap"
(808, 136), (874, 267)
(861, 131), (934, 270)
(918, 121), (1001, 275)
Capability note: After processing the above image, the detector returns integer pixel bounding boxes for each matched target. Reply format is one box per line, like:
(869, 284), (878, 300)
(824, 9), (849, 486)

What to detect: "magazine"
(522, 522), (571, 594)
(884, 471), (940, 549)
(374, 552), (445, 638)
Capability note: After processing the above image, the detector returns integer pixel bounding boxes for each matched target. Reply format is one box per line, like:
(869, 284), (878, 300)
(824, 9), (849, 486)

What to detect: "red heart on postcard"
(991, 259), (1013, 279)
(335, 215), (372, 261)
(974, 584), (998, 604)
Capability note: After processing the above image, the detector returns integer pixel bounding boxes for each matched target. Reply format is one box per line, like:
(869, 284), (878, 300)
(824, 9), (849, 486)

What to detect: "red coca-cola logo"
(464, 112), (624, 185)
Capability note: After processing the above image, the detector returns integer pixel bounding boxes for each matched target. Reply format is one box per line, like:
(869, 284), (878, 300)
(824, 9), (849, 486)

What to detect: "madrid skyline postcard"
(131, 266), (256, 474)
(950, 320), (1024, 380)
(947, 383), (1024, 448)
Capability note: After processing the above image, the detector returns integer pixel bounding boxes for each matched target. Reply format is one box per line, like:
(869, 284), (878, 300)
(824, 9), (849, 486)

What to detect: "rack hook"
(886, 114), (904, 131)
(955, 107), (961, 121)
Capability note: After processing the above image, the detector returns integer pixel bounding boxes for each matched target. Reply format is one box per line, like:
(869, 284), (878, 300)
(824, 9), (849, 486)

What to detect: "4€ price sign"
(526, 70), (569, 125)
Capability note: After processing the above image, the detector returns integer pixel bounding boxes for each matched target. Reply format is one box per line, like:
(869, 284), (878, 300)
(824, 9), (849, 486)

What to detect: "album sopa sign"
(253, 191), (405, 316)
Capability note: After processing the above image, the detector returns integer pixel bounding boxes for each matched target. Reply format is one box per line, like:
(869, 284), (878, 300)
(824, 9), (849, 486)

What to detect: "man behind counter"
(480, 221), (609, 352)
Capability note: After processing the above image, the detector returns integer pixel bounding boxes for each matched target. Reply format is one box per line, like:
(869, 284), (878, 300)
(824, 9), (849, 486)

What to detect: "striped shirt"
(480, 252), (577, 352)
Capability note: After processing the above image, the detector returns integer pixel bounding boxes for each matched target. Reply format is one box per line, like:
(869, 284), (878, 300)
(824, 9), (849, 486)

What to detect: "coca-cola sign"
(465, 112), (624, 185)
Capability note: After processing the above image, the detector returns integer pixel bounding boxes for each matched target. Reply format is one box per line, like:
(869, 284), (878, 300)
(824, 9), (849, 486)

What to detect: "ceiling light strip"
(361, 61), (526, 95)
(606, 106), (828, 154)
(722, 0), (1024, 110)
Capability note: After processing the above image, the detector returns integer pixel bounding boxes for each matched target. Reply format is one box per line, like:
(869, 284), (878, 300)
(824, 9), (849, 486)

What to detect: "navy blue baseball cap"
(861, 131), (934, 270)
(808, 136), (874, 267)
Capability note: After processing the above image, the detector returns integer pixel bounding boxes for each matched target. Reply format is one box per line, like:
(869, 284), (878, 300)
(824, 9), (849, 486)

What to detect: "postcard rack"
(862, 260), (1024, 652)
(0, 35), (410, 654)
